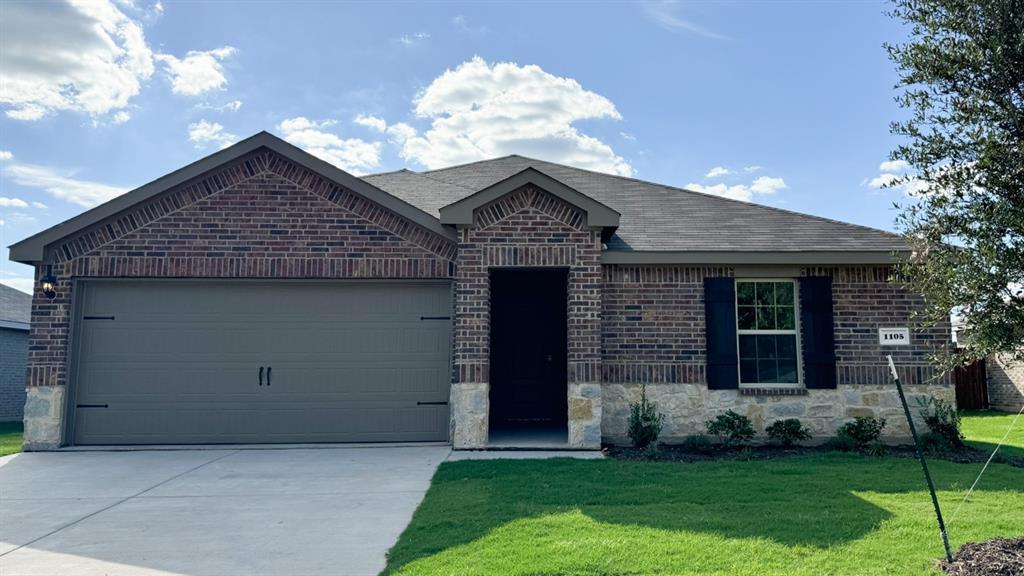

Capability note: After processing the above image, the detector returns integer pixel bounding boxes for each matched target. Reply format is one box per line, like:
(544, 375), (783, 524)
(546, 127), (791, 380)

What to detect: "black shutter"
(799, 276), (837, 389)
(704, 277), (738, 390)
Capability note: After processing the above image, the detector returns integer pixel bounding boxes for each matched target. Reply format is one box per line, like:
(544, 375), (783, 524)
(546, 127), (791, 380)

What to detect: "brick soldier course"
(10, 132), (954, 450)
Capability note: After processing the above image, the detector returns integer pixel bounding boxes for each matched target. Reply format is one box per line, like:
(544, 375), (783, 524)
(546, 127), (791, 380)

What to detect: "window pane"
(740, 359), (758, 383)
(778, 357), (798, 383)
(775, 282), (794, 306)
(739, 335), (757, 358)
(737, 282), (755, 306)
(756, 335), (777, 359)
(758, 359), (778, 383)
(738, 306), (756, 330)
(756, 306), (776, 329)
(756, 283), (774, 306)
(777, 335), (797, 359)
(777, 306), (795, 330)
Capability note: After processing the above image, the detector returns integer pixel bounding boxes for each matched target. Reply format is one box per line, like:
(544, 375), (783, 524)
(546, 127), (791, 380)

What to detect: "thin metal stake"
(887, 355), (953, 562)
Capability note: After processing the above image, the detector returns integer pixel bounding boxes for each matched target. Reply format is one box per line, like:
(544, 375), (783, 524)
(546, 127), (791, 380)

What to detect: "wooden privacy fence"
(953, 359), (988, 410)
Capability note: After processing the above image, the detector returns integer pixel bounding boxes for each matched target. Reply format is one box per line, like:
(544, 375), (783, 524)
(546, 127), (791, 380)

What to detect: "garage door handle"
(266, 366), (272, 386)
(258, 366), (264, 386)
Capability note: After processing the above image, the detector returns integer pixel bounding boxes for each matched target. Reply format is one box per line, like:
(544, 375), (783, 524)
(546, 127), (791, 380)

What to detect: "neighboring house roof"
(364, 154), (908, 258)
(0, 283), (31, 331)
(8, 132), (907, 267)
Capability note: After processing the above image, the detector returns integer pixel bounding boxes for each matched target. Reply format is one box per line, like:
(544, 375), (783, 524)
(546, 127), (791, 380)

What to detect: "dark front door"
(489, 269), (568, 429)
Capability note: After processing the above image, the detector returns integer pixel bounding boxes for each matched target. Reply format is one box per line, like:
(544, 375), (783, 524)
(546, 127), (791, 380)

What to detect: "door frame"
(63, 277), (455, 446)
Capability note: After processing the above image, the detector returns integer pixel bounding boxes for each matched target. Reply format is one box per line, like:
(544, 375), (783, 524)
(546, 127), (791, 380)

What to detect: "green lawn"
(961, 409), (1024, 461)
(0, 421), (23, 457)
(386, 453), (1023, 575)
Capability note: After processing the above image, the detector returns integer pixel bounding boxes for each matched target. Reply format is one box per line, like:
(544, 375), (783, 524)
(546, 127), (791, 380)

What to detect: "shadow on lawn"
(386, 454), (989, 573)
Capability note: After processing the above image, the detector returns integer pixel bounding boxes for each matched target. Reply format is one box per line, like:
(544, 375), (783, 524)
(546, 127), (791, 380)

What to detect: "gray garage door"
(70, 280), (452, 445)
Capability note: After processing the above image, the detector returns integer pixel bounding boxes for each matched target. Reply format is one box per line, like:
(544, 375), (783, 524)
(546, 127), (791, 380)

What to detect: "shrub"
(835, 416), (887, 453)
(680, 434), (714, 454)
(765, 418), (812, 447)
(916, 396), (963, 449)
(705, 410), (755, 447)
(628, 385), (665, 450)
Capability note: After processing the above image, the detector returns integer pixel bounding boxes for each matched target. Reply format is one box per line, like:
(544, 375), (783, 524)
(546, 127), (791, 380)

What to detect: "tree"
(886, 0), (1024, 369)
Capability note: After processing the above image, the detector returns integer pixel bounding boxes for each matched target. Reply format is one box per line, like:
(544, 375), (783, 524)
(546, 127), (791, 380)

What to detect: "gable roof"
(0, 283), (31, 330)
(438, 167), (620, 229)
(7, 132), (908, 267)
(365, 155), (908, 258)
(8, 132), (455, 264)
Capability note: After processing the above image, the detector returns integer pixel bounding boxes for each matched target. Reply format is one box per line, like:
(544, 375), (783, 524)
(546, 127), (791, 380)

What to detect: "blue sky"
(0, 0), (918, 293)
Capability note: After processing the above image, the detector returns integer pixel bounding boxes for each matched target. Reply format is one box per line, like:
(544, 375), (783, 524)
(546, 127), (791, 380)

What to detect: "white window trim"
(734, 278), (803, 388)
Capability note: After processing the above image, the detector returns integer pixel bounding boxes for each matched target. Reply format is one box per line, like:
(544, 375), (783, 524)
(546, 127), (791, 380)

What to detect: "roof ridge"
(362, 167), (414, 178)
(427, 153), (901, 239)
(419, 154), (522, 175)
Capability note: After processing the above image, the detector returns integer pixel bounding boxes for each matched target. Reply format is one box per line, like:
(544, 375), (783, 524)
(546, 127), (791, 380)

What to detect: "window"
(736, 280), (801, 387)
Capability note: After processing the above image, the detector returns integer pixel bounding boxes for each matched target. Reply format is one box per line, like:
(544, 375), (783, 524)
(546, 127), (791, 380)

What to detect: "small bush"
(916, 396), (963, 449)
(865, 440), (889, 457)
(705, 410), (755, 447)
(628, 385), (665, 450)
(680, 434), (714, 454)
(835, 416), (887, 453)
(765, 418), (812, 447)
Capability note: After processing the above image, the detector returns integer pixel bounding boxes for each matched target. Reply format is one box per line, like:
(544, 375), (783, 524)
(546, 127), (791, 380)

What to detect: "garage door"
(69, 280), (452, 445)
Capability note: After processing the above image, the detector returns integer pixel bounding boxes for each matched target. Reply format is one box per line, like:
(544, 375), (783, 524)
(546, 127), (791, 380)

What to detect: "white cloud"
(0, 0), (155, 120)
(397, 32), (430, 46)
(387, 56), (633, 176)
(353, 114), (388, 132)
(686, 175), (787, 202)
(0, 151), (12, 160)
(0, 276), (34, 295)
(704, 166), (730, 179)
(32, 201), (48, 209)
(2, 162), (129, 207)
(0, 1), (239, 121)
(749, 176), (787, 195)
(155, 46), (236, 96)
(879, 159), (910, 173)
(188, 119), (238, 149)
(640, 1), (729, 40)
(865, 159), (929, 196)
(0, 197), (29, 208)
(276, 117), (382, 175)
(743, 165), (762, 173)
(451, 15), (487, 35)
(620, 132), (637, 142)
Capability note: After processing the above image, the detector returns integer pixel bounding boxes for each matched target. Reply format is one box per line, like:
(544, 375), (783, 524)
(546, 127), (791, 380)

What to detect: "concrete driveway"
(0, 446), (450, 576)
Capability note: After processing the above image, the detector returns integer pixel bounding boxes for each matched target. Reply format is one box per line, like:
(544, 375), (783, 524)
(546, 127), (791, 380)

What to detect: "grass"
(0, 421), (23, 457)
(960, 409), (1024, 461)
(385, 420), (1024, 575)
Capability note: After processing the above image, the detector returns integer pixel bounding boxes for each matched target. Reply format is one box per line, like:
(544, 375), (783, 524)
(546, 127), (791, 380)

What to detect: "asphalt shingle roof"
(0, 283), (31, 325)
(362, 155), (906, 253)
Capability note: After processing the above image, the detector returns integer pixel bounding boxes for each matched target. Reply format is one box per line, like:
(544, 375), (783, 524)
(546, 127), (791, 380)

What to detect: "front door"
(489, 269), (568, 430)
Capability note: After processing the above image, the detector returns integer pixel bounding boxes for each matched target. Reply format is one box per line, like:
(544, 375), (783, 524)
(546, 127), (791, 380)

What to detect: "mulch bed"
(941, 537), (1024, 576)
(604, 443), (1024, 467)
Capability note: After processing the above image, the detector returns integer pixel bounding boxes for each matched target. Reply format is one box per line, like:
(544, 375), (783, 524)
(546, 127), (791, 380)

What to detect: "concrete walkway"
(0, 446), (450, 576)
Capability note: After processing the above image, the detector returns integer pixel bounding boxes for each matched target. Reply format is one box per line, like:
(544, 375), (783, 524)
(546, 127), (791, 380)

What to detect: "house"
(986, 353), (1024, 410)
(8, 132), (953, 450)
(0, 283), (31, 422)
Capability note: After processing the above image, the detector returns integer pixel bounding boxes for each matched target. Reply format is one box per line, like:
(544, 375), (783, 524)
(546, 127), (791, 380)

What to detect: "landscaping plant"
(627, 384), (665, 450)
(916, 396), (963, 449)
(705, 410), (754, 447)
(766, 418), (812, 447)
(833, 417), (887, 454)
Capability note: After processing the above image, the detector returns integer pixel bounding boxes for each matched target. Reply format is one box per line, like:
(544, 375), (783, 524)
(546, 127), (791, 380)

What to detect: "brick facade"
(451, 185), (603, 448)
(19, 146), (955, 449)
(599, 264), (953, 442)
(987, 352), (1024, 410)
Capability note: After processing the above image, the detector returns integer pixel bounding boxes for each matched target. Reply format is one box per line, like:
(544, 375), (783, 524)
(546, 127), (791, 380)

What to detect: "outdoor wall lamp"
(40, 270), (57, 300)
